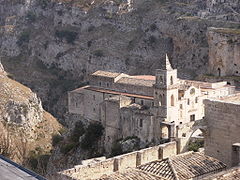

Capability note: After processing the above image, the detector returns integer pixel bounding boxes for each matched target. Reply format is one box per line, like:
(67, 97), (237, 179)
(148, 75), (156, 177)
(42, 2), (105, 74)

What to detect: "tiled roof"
(116, 77), (155, 87)
(73, 86), (154, 100)
(98, 168), (166, 180)
(91, 70), (122, 78)
(202, 167), (240, 180)
(130, 75), (156, 81)
(138, 159), (175, 180)
(138, 152), (226, 180)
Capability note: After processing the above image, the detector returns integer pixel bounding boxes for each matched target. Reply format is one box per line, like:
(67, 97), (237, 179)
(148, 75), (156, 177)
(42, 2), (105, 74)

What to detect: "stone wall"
(204, 97), (240, 167)
(55, 141), (177, 180)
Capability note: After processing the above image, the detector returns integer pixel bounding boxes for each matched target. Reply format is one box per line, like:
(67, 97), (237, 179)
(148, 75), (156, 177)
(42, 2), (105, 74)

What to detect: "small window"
(75, 102), (78, 107)
(180, 104), (183, 109)
(170, 76), (173, 85)
(141, 100), (144, 105)
(187, 99), (190, 105)
(93, 108), (96, 112)
(152, 102), (154, 107)
(190, 114), (195, 122)
(99, 82), (102, 86)
(107, 83), (110, 87)
(195, 97), (198, 103)
(139, 119), (143, 128)
(182, 133), (186, 137)
(93, 95), (95, 100)
(171, 95), (174, 106)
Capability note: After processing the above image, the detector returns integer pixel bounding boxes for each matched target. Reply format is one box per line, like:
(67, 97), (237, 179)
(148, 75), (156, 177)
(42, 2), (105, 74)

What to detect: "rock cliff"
(0, 61), (62, 174)
(0, 0), (239, 122)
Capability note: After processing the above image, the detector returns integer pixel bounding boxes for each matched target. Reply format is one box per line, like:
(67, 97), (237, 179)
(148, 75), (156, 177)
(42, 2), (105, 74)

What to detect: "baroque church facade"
(68, 55), (235, 152)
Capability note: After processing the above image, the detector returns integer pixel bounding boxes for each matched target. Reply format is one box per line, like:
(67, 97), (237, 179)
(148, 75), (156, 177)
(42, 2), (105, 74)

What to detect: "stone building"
(68, 55), (235, 152)
(204, 93), (240, 167)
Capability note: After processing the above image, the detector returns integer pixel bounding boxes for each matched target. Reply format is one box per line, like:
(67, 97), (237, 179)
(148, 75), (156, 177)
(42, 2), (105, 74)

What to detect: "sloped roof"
(91, 70), (122, 78)
(116, 77), (155, 87)
(98, 168), (167, 180)
(138, 152), (226, 180)
(0, 155), (46, 180)
(202, 166), (240, 180)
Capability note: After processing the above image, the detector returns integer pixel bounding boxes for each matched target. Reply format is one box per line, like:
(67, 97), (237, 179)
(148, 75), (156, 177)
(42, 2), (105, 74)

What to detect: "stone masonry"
(68, 55), (235, 153)
(204, 93), (240, 167)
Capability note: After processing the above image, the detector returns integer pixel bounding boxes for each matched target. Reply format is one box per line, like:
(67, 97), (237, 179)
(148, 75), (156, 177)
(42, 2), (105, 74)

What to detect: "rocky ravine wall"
(0, 61), (62, 165)
(2, 0), (240, 122)
(208, 27), (240, 77)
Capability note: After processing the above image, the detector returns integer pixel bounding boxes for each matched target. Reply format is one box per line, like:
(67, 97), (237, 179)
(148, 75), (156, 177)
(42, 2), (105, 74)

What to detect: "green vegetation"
(52, 134), (64, 146)
(55, 30), (78, 44)
(60, 142), (78, 154)
(26, 11), (36, 23)
(212, 28), (240, 35)
(81, 123), (104, 150)
(149, 35), (157, 45)
(37, 0), (50, 9)
(27, 149), (51, 175)
(150, 23), (157, 32)
(17, 31), (30, 46)
(93, 49), (104, 57)
(111, 142), (123, 156)
(188, 140), (204, 152)
(70, 121), (85, 143)
(110, 136), (140, 157)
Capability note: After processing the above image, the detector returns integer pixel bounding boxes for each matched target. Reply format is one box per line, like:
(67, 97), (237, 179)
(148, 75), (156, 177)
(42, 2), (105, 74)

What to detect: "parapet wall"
(55, 141), (177, 180)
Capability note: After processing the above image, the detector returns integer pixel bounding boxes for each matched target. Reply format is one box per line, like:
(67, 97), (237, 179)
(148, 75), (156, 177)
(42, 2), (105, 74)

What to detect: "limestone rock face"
(207, 27), (240, 77)
(0, 61), (4, 73)
(0, 65), (62, 165)
(0, 0), (239, 141)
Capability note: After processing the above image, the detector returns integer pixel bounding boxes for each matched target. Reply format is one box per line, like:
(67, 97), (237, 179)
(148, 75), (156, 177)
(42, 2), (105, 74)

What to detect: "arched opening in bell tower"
(171, 95), (174, 106)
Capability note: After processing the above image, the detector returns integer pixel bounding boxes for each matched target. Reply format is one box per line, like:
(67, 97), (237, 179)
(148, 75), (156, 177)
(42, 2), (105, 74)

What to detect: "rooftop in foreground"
(0, 155), (46, 180)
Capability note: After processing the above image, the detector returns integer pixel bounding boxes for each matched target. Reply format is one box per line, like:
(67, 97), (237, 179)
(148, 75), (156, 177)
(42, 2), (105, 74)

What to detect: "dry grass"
(211, 28), (240, 35)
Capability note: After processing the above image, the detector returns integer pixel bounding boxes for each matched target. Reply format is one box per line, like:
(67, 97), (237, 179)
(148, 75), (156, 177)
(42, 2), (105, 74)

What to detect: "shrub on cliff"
(17, 31), (30, 46)
(70, 121), (85, 143)
(60, 143), (78, 154)
(55, 30), (78, 44)
(81, 123), (104, 150)
(52, 134), (64, 146)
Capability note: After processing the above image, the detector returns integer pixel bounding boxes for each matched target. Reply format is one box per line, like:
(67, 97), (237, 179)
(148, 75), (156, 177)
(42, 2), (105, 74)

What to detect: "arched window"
(171, 95), (174, 106)
(217, 68), (221, 77)
(159, 94), (163, 106)
(170, 76), (173, 85)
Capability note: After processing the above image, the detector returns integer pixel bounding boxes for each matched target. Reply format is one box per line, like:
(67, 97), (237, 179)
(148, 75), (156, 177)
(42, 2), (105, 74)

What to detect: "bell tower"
(153, 54), (179, 123)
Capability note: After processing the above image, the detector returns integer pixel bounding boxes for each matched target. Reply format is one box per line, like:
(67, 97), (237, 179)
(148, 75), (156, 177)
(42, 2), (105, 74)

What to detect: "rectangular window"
(190, 114), (195, 122)
(195, 97), (198, 103)
(180, 104), (183, 109)
(139, 119), (143, 128)
(141, 100), (144, 105)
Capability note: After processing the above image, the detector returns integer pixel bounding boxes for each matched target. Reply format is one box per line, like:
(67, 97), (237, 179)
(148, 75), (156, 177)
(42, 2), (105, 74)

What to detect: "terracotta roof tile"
(92, 71), (122, 78)
(138, 152), (226, 180)
(116, 77), (155, 87)
(98, 168), (166, 180)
